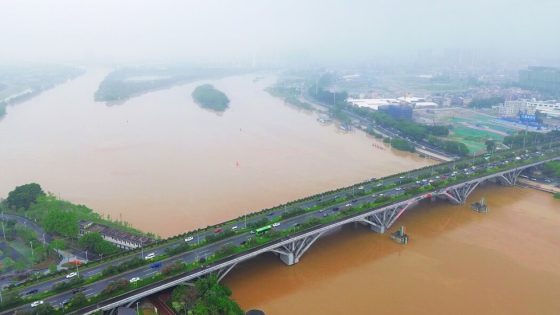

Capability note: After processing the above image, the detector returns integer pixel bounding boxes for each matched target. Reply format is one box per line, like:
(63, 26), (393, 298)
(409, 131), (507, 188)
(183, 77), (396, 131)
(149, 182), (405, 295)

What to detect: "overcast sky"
(1, 0), (559, 66)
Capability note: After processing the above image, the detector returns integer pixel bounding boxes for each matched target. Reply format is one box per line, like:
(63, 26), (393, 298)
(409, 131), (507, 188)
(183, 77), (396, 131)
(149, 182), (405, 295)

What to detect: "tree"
(43, 208), (78, 238)
(78, 232), (119, 256)
(69, 292), (88, 308)
(6, 183), (45, 210)
(485, 139), (497, 153)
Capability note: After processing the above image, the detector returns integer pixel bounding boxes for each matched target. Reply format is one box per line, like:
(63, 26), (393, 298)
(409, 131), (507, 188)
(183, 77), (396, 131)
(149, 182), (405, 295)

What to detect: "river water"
(0, 70), (430, 236)
(226, 185), (560, 315)
(2, 70), (558, 314)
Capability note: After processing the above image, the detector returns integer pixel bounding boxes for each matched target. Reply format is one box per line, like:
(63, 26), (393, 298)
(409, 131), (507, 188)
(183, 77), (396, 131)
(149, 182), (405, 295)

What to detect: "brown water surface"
(0, 70), (431, 236)
(226, 185), (560, 315)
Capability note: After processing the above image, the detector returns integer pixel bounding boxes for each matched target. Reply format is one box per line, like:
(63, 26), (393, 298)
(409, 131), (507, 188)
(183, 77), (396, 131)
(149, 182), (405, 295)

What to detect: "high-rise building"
(519, 66), (560, 96)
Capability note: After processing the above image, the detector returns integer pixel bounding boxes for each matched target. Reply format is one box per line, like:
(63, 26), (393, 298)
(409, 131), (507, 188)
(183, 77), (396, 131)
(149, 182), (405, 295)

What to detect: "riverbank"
(517, 178), (560, 194)
(0, 72), (432, 237)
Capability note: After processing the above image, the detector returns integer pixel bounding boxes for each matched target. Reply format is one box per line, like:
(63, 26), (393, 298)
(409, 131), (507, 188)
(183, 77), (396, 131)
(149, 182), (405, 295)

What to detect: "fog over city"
(1, 0), (559, 65)
(2, 1), (560, 315)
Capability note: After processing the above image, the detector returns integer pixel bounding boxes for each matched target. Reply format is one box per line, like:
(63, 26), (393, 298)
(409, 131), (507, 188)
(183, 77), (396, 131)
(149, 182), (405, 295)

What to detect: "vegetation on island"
(94, 67), (237, 103)
(170, 275), (243, 315)
(192, 84), (230, 112)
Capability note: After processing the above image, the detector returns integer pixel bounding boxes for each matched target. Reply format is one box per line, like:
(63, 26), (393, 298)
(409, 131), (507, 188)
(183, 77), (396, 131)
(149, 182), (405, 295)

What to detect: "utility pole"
(1, 219), (5, 241)
(522, 125), (528, 151)
(30, 240), (34, 257)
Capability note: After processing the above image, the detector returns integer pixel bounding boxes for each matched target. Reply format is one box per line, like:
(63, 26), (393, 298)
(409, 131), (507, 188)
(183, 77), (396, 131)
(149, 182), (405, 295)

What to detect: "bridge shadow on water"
(223, 182), (508, 307)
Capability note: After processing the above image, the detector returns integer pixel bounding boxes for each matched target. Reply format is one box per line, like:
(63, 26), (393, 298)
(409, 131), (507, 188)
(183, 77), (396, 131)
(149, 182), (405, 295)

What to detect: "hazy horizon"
(1, 0), (559, 67)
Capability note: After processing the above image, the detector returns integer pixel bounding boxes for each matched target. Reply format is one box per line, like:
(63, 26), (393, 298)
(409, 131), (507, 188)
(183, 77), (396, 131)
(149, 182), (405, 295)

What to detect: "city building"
(497, 100), (560, 118)
(378, 104), (413, 120)
(348, 95), (436, 111)
(79, 221), (153, 250)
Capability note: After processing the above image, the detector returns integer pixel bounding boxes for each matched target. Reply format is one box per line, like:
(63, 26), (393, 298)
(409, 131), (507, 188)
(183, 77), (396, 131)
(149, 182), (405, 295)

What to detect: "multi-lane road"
(2, 146), (558, 314)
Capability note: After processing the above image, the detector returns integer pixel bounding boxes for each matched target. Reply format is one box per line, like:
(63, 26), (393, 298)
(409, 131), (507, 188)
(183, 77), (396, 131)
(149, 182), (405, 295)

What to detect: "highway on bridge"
(1, 145), (558, 314)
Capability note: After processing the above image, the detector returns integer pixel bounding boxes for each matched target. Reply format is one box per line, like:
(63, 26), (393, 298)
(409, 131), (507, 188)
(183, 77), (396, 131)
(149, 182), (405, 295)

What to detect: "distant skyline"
(1, 0), (559, 67)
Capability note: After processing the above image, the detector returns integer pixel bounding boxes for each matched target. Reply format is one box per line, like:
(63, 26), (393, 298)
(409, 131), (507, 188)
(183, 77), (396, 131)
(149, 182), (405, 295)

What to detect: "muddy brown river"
(0, 70), (430, 236)
(226, 185), (560, 315)
(1, 70), (558, 314)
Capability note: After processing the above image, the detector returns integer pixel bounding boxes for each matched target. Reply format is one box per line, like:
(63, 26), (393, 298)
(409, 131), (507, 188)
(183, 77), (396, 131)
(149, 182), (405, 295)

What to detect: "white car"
(345, 203), (352, 207)
(231, 226), (238, 231)
(144, 253), (155, 260)
(66, 272), (78, 279)
(31, 300), (44, 308)
(185, 236), (194, 242)
(272, 222), (280, 227)
(129, 277), (140, 283)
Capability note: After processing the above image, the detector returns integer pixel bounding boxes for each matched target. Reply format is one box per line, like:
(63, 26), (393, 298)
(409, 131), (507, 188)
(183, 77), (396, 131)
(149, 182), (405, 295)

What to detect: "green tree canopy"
(78, 232), (119, 256)
(6, 183), (45, 210)
(43, 208), (78, 238)
(485, 139), (497, 152)
(192, 84), (230, 111)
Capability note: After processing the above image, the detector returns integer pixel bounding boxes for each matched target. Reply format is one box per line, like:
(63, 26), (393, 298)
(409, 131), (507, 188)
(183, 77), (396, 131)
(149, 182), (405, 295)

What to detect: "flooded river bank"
(0, 70), (431, 236)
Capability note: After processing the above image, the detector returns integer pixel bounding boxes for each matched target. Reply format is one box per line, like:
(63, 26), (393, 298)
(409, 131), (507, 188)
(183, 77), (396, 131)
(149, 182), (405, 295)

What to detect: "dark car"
(332, 207), (340, 211)
(72, 287), (85, 294)
(25, 289), (38, 295)
(150, 262), (162, 269)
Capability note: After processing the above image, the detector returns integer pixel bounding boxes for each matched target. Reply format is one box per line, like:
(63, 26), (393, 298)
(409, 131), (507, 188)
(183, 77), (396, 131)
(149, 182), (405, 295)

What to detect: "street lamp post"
(1, 220), (5, 241)
(30, 240), (34, 258)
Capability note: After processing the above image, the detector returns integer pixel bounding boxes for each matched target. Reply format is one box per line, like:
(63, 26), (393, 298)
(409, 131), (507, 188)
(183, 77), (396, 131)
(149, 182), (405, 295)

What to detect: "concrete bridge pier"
(360, 202), (413, 234)
(279, 251), (296, 265)
(270, 232), (325, 266)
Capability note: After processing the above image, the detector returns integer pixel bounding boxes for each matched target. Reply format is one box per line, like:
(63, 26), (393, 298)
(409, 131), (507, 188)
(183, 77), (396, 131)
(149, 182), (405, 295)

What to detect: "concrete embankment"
(516, 178), (560, 194)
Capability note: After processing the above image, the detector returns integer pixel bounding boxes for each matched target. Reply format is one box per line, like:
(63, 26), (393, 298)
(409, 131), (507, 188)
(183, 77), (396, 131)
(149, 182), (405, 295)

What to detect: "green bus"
(254, 225), (272, 236)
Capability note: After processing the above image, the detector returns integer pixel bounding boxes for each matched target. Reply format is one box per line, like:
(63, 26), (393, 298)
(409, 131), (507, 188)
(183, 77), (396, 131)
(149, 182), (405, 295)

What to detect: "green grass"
(447, 125), (505, 153)
(8, 240), (33, 264)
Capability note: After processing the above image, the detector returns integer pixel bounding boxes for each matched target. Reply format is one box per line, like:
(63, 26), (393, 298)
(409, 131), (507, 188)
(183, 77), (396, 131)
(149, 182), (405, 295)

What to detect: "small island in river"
(192, 84), (230, 112)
